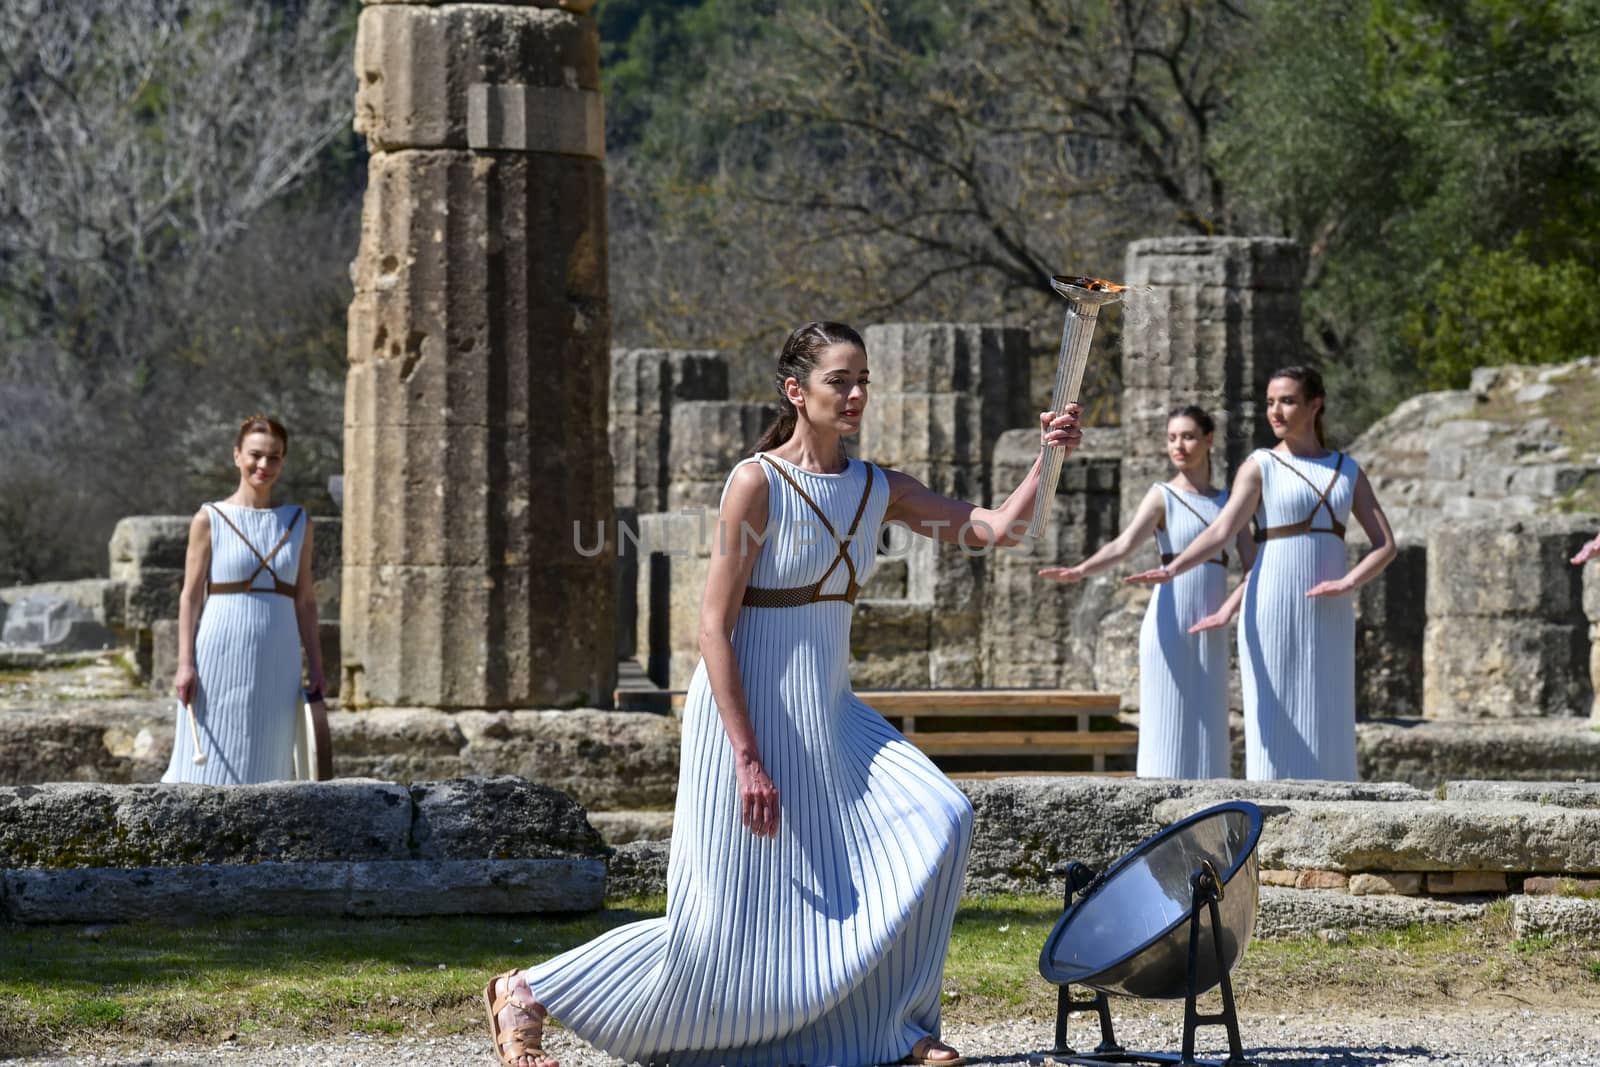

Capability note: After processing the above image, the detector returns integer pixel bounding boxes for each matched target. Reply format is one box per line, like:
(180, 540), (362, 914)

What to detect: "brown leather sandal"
(483, 969), (553, 1067)
(903, 1036), (967, 1066)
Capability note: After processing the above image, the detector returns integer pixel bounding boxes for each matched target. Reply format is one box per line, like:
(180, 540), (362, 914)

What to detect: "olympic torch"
(1027, 275), (1127, 540)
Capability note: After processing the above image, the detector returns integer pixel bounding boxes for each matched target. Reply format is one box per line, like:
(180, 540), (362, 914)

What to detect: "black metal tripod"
(1050, 860), (1253, 1067)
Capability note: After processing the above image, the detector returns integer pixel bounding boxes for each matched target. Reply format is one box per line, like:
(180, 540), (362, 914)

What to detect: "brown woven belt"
(1253, 452), (1347, 543)
(206, 504), (303, 598)
(743, 458), (874, 608)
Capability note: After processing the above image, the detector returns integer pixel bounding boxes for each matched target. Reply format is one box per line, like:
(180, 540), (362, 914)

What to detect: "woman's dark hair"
(1267, 365), (1327, 447)
(1166, 404), (1215, 436)
(235, 413), (289, 454)
(1165, 404), (1215, 482)
(751, 321), (866, 453)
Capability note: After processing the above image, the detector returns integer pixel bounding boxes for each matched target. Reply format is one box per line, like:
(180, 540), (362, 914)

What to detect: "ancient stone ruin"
(344, 0), (614, 710)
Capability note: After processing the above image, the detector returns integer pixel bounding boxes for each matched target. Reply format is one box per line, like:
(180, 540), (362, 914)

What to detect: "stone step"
(1153, 796), (1600, 874)
(0, 777), (608, 923)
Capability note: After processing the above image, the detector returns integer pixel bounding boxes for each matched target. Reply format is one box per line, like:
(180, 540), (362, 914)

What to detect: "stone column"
(343, 0), (614, 709)
(1121, 237), (1305, 520)
(856, 324), (1034, 686)
(981, 428), (1122, 689)
(1423, 517), (1594, 718)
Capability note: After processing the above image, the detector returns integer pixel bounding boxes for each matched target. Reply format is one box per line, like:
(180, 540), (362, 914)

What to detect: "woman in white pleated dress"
(1039, 406), (1254, 778)
(482, 322), (1082, 1067)
(1128, 368), (1397, 780)
(165, 414), (323, 784)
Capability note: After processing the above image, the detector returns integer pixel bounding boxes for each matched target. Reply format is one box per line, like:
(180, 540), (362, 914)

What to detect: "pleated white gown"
(161, 503), (304, 785)
(1137, 484), (1231, 779)
(1238, 450), (1359, 781)
(525, 453), (975, 1067)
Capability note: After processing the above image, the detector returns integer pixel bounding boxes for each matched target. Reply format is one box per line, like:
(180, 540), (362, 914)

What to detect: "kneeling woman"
(483, 322), (1082, 1067)
(1040, 405), (1253, 778)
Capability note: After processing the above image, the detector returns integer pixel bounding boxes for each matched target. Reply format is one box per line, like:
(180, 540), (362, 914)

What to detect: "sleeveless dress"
(161, 502), (306, 785)
(1137, 484), (1231, 779)
(1238, 450), (1359, 781)
(523, 453), (976, 1067)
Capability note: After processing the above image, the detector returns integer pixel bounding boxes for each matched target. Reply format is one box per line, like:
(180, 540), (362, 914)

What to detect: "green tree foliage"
(606, 0), (1248, 418)
(1218, 0), (1600, 431)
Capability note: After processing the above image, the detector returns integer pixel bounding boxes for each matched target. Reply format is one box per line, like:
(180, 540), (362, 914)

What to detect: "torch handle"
(1027, 304), (1100, 539)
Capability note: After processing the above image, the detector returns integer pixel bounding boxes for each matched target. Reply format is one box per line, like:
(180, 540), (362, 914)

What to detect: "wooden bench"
(640, 687), (1136, 776)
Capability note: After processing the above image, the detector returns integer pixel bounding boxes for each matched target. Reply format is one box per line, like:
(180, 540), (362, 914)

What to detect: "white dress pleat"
(161, 502), (304, 785)
(1238, 450), (1359, 781)
(524, 453), (975, 1067)
(1137, 484), (1231, 779)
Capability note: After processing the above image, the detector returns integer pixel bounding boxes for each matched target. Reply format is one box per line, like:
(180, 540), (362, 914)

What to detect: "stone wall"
(0, 776), (606, 921)
(1423, 516), (1595, 718)
(1120, 237), (1303, 521)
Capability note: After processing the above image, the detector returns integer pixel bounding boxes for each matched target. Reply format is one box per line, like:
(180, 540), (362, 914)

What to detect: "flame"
(1053, 275), (1127, 293)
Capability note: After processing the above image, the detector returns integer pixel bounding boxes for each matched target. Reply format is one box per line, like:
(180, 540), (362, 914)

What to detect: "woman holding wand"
(1040, 405), (1254, 778)
(483, 321), (1082, 1067)
(1127, 368), (1397, 781)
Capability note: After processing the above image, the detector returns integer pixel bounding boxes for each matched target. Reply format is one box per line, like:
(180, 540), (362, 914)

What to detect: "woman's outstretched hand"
(1038, 564), (1088, 583)
(1124, 567), (1173, 585)
(1306, 579), (1353, 598)
(1573, 532), (1600, 566)
(736, 755), (781, 837)
(1040, 405), (1083, 456)
(1189, 609), (1232, 633)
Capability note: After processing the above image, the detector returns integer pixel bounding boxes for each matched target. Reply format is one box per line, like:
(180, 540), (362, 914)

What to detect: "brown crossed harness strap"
(742, 458), (875, 608)
(1155, 485), (1229, 568)
(1253, 452), (1347, 543)
(206, 505), (303, 597)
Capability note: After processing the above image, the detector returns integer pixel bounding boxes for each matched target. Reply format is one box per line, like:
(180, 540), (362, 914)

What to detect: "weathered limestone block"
(354, 4), (600, 152)
(588, 810), (673, 846)
(607, 838), (669, 899)
(666, 401), (773, 510)
(1522, 875), (1600, 896)
(0, 780), (414, 868)
(632, 510), (714, 689)
(344, 114), (612, 709)
(330, 708), (473, 783)
(1423, 617), (1590, 719)
(1351, 541), (1426, 718)
(0, 704), (171, 786)
(1121, 237), (1303, 519)
(850, 600), (933, 688)
(1445, 780), (1600, 808)
(408, 776), (605, 859)
(109, 516), (191, 582)
(1426, 871), (1508, 894)
(455, 709), (681, 810)
(958, 777), (1426, 896)
(1154, 797), (1600, 873)
(1254, 887), (1484, 938)
(1360, 719), (1600, 787)
(611, 349), (730, 513)
(857, 323), (1033, 501)
(1428, 518), (1592, 620)
(982, 429), (1123, 689)
(1348, 872), (1423, 896)
(1512, 895), (1600, 940)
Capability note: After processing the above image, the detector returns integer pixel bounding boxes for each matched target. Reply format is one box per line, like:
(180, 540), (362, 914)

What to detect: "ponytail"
(753, 406), (799, 453)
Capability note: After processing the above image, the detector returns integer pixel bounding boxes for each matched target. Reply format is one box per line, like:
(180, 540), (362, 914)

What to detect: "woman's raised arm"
(1127, 457), (1264, 585)
(1039, 484), (1166, 584)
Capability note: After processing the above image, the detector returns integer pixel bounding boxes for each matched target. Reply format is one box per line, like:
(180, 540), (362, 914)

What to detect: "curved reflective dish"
(1039, 801), (1263, 1000)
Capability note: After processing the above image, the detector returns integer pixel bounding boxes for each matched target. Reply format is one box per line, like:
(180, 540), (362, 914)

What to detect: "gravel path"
(10, 1008), (1600, 1067)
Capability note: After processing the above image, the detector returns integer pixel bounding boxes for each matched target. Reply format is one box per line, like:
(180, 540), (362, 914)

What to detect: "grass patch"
(4, 895), (1599, 1056)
